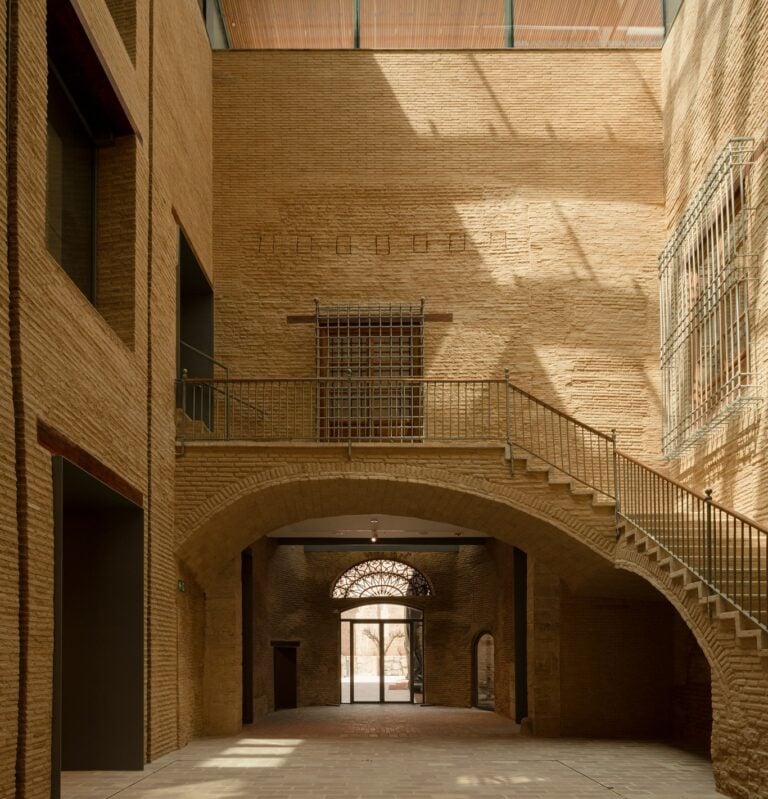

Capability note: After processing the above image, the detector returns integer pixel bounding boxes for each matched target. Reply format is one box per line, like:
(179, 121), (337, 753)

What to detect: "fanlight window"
(332, 559), (431, 599)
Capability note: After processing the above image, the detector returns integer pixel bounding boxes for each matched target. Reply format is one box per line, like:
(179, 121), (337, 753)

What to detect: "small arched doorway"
(474, 632), (495, 710)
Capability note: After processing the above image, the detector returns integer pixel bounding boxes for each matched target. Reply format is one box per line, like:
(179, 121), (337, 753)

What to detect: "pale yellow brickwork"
(1, 1), (768, 798)
(211, 49), (665, 459)
(2, 0), (212, 795)
(663, 0), (768, 520)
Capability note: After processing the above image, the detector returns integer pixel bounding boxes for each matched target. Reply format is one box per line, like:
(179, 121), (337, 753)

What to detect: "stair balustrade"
(176, 373), (768, 634)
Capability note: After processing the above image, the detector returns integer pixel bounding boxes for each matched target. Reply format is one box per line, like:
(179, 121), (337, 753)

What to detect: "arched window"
(474, 633), (495, 711)
(332, 559), (431, 599)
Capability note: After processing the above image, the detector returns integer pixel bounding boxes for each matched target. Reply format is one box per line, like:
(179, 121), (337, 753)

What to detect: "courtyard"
(60, 706), (722, 799)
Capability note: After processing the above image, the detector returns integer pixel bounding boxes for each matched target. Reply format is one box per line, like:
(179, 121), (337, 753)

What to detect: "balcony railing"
(177, 372), (768, 635)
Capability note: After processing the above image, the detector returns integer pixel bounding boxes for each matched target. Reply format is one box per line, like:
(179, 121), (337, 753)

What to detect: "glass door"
(352, 622), (380, 702)
(340, 604), (424, 704)
(382, 622), (411, 703)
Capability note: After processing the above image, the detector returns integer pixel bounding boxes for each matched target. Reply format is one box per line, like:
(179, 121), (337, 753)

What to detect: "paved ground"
(61, 705), (724, 799)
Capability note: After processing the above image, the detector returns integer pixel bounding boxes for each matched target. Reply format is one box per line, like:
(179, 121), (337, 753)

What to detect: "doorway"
(474, 632), (495, 710)
(273, 642), (299, 709)
(52, 456), (144, 798)
(340, 604), (424, 704)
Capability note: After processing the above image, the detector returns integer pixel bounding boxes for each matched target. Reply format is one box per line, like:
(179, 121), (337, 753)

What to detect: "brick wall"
(211, 49), (665, 459)
(660, 6), (768, 791)
(261, 546), (499, 712)
(662, 0), (768, 521)
(2, 0), (212, 794)
(0, 0), (18, 791)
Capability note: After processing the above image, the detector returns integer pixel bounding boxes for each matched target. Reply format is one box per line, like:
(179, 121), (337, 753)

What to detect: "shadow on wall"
(212, 48), (665, 454)
(666, 0), (768, 517)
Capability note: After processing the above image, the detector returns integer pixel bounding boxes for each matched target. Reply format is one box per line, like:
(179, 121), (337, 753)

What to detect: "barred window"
(315, 302), (425, 441)
(659, 139), (758, 457)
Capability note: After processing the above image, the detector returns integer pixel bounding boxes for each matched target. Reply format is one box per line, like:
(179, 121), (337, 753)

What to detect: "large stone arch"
(175, 461), (620, 590)
(177, 457), (746, 769)
(176, 457), (742, 650)
(615, 540), (752, 786)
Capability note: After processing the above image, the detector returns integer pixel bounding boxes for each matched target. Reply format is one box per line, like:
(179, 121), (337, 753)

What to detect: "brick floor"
(60, 705), (724, 798)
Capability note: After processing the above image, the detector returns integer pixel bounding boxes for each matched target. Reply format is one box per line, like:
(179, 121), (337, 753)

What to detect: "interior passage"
(61, 706), (724, 799)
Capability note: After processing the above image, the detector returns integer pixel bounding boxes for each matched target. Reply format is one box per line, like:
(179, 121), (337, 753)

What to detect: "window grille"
(659, 138), (759, 457)
(332, 559), (432, 599)
(315, 300), (425, 441)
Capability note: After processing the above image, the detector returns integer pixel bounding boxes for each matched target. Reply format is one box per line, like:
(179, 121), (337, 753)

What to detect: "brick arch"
(175, 461), (618, 588)
(615, 549), (744, 788)
(615, 551), (734, 710)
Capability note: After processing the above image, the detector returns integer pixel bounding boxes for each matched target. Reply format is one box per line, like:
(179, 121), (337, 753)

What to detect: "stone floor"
(61, 705), (724, 799)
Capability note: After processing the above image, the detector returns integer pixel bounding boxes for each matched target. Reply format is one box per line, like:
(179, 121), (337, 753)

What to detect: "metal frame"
(342, 615), (424, 705)
(659, 138), (759, 457)
(315, 300), (425, 449)
(332, 558), (432, 599)
(224, 1), (665, 51)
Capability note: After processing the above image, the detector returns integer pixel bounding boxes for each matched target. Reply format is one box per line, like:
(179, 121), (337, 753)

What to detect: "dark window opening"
(46, 0), (137, 344)
(46, 66), (95, 301)
(177, 230), (216, 429)
(177, 231), (214, 381)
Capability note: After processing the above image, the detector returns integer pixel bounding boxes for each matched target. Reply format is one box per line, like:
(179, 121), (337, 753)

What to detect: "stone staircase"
(515, 451), (768, 659)
(620, 521), (768, 659)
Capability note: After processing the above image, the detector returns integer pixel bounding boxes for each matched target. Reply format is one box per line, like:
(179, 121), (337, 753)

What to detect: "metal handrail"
(175, 373), (768, 633)
(179, 340), (229, 377)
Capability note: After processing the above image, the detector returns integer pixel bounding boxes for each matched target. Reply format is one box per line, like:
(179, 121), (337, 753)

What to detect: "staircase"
(175, 372), (768, 653)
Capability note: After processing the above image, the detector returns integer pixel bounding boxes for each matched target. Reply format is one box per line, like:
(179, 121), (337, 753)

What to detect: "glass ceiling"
(214, 0), (669, 51)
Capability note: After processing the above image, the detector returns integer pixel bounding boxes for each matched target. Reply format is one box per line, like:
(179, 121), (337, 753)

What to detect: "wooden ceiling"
(219, 0), (664, 50)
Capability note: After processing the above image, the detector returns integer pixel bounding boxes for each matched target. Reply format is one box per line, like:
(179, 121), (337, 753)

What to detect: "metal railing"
(176, 372), (768, 633)
(616, 452), (767, 631)
(178, 376), (509, 446)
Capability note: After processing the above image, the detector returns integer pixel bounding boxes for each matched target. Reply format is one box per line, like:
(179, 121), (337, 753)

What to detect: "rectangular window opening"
(46, 0), (137, 346)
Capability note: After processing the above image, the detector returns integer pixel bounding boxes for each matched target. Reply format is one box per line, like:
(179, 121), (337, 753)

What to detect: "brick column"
(527, 559), (561, 736)
(203, 557), (242, 735)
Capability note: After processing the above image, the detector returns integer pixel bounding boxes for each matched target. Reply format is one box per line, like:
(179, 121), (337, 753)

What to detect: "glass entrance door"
(352, 622), (381, 702)
(382, 622), (410, 703)
(340, 604), (423, 704)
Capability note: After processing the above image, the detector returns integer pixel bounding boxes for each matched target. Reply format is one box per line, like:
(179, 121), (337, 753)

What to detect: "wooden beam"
(37, 420), (144, 507)
(287, 313), (453, 324)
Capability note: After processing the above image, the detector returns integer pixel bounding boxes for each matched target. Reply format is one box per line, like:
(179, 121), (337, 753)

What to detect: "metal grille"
(659, 138), (759, 457)
(316, 301), (425, 441)
(332, 559), (432, 598)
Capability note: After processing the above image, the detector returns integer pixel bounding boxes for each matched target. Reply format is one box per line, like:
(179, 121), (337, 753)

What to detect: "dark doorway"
(273, 643), (298, 710)
(177, 230), (214, 381)
(52, 457), (144, 797)
(242, 550), (254, 724)
(513, 547), (528, 722)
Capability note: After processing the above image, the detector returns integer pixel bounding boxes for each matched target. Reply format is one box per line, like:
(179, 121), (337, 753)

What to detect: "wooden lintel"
(37, 420), (144, 508)
(287, 313), (453, 324)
